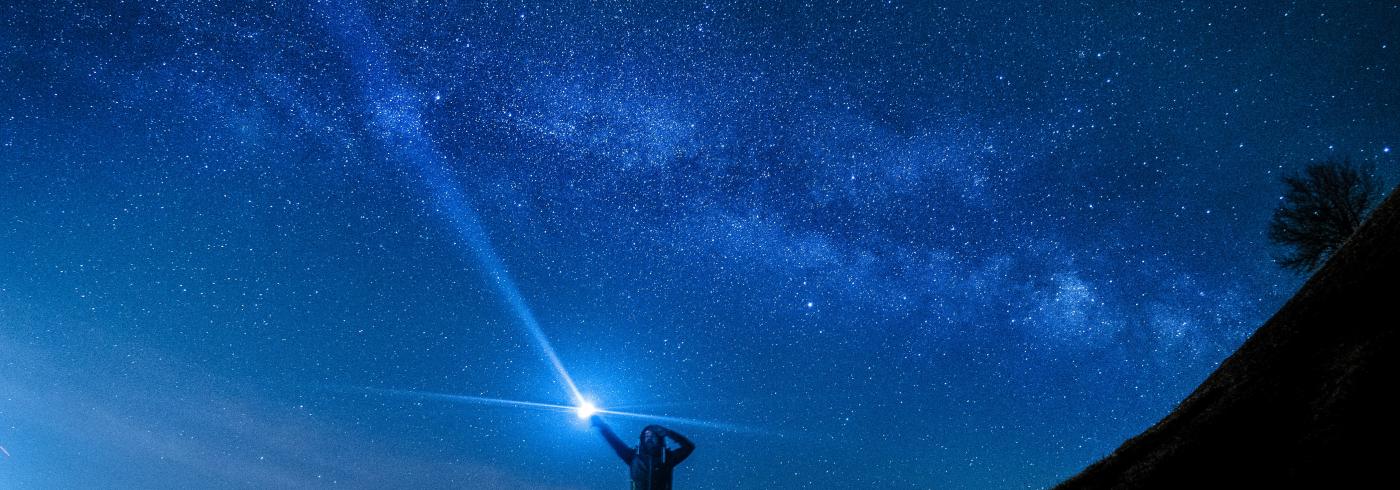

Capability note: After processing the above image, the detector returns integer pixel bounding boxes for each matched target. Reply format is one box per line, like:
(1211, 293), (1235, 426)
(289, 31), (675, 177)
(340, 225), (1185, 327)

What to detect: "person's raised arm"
(591, 415), (634, 464)
(661, 426), (695, 465)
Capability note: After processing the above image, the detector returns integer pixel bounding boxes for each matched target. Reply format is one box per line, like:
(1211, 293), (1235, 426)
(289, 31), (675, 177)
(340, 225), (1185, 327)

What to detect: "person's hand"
(653, 426), (669, 438)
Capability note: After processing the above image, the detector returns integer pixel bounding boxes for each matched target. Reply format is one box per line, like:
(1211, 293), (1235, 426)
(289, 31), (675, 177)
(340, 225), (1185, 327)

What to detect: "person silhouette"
(591, 415), (695, 490)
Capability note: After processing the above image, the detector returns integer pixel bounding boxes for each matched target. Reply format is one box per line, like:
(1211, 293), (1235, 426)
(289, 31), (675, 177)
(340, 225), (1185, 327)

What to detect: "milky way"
(2, 1), (1397, 488)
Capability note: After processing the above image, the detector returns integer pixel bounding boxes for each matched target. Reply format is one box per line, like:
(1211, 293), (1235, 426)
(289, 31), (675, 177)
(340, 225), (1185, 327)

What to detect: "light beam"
(316, 5), (771, 438)
(367, 388), (768, 434)
(313, 0), (582, 405)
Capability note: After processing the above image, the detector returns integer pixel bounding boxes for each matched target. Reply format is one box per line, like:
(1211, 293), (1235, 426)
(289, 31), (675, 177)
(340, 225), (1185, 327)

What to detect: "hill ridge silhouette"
(1055, 184), (1400, 489)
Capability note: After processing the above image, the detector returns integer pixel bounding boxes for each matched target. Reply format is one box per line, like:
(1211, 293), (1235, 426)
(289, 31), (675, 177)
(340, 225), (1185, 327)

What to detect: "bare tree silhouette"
(1268, 158), (1383, 273)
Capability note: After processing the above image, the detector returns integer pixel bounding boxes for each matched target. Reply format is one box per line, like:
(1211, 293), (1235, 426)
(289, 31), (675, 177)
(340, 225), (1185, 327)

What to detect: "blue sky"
(2, 1), (1397, 488)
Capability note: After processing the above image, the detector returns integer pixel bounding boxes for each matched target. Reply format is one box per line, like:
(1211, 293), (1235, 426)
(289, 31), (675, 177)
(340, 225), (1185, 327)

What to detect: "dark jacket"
(595, 420), (695, 490)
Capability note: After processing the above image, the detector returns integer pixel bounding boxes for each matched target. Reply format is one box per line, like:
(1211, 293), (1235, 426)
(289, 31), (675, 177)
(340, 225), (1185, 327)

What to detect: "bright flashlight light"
(577, 401), (598, 420)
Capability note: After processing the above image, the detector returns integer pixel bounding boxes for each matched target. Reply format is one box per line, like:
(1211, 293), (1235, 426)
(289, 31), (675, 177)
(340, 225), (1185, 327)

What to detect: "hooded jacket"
(595, 420), (695, 490)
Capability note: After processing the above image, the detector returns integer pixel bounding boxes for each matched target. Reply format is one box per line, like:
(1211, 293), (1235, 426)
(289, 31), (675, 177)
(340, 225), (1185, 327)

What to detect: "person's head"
(639, 425), (665, 454)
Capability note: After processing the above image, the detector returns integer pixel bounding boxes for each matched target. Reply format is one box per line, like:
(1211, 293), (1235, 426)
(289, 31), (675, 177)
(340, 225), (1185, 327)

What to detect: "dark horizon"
(2, 1), (1397, 488)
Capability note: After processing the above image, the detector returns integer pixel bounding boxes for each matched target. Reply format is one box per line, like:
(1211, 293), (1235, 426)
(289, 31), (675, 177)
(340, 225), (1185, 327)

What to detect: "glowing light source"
(577, 401), (598, 419)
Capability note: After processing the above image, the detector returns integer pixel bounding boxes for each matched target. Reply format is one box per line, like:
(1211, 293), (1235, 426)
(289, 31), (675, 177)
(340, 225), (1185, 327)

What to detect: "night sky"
(2, 1), (1398, 488)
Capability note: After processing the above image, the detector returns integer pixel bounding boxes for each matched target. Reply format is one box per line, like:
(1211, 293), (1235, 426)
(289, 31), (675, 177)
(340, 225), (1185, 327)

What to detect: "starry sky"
(2, 1), (1397, 488)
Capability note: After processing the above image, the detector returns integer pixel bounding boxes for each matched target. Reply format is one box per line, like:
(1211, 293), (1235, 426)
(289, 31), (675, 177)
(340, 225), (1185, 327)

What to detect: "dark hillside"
(1056, 185), (1400, 489)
